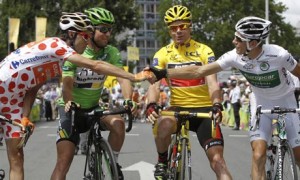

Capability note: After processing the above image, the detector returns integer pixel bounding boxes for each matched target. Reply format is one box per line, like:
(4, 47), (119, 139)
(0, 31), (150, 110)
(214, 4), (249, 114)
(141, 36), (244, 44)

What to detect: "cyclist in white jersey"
(147, 16), (300, 180)
(0, 12), (148, 180)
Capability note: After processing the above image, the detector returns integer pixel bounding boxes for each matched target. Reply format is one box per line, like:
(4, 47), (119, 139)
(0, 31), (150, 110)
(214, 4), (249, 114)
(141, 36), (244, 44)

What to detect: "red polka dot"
(0, 97), (8, 104)
(55, 48), (67, 56)
(31, 79), (35, 84)
(38, 43), (47, 50)
(18, 84), (25, 89)
(6, 126), (12, 137)
(1, 107), (11, 113)
(18, 91), (24, 97)
(51, 42), (58, 48)
(26, 67), (31, 71)
(18, 102), (24, 107)
(5, 114), (11, 119)
(10, 99), (18, 105)
(11, 109), (20, 114)
(12, 72), (18, 78)
(21, 73), (29, 81)
(0, 86), (5, 94)
(12, 132), (20, 138)
(8, 82), (16, 92)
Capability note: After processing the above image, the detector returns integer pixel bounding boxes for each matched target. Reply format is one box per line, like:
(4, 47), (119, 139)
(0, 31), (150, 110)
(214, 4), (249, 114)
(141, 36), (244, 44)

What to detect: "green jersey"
(58, 45), (123, 109)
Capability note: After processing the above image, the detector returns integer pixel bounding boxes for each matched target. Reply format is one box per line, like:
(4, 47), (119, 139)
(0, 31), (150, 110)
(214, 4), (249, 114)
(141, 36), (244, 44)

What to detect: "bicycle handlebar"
(86, 107), (133, 132)
(72, 104), (134, 132)
(251, 105), (300, 131)
(0, 114), (32, 147)
(161, 111), (210, 118)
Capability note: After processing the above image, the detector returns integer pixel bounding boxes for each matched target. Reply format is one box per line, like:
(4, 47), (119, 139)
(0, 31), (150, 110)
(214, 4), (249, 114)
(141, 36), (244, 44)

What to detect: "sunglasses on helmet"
(95, 26), (113, 33)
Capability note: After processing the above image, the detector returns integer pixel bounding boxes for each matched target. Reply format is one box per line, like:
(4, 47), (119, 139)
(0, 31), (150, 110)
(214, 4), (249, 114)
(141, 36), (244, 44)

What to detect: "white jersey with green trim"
(217, 44), (297, 100)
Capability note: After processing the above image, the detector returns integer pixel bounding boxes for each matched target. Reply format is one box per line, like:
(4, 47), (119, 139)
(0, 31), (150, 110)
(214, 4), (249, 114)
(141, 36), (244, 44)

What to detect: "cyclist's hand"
(21, 117), (34, 133)
(65, 101), (80, 112)
(123, 99), (138, 115)
(210, 102), (223, 123)
(148, 66), (167, 82)
(146, 103), (161, 124)
(134, 70), (154, 82)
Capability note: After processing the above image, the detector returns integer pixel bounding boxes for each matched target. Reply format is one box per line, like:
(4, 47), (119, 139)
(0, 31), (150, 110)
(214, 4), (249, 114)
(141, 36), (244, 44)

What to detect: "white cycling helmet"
(59, 12), (94, 32)
(235, 16), (271, 41)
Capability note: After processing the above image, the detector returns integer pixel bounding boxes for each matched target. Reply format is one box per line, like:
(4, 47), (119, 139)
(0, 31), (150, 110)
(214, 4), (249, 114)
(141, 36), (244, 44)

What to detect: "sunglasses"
(168, 23), (190, 33)
(234, 32), (249, 42)
(95, 26), (113, 33)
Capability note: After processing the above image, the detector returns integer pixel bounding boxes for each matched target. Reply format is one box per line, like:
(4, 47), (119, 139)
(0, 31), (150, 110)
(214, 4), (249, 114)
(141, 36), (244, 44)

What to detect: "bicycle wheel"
(179, 138), (191, 180)
(265, 145), (276, 180)
(279, 142), (298, 180)
(96, 138), (119, 180)
(167, 134), (178, 180)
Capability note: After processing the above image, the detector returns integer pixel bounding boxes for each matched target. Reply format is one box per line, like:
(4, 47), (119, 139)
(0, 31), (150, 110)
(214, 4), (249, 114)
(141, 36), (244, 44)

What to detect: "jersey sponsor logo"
(11, 55), (49, 69)
(168, 62), (205, 87)
(185, 51), (200, 57)
(32, 61), (61, 84)
(259, 62), (270, 71)
(243, 63), (255, 70)
(152, 58), (158, 66)
(208, 56), (215, 64)
(240, 70), (280, 88)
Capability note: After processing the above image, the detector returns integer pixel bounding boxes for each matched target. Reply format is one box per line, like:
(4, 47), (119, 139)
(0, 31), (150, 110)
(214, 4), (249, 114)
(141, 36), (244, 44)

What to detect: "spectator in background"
(43, 87), (53, 121)
(229, 79), (241, 130)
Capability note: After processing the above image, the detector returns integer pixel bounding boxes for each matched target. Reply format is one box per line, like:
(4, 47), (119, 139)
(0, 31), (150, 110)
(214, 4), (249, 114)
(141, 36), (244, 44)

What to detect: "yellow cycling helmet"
(164, 5), (192, 25)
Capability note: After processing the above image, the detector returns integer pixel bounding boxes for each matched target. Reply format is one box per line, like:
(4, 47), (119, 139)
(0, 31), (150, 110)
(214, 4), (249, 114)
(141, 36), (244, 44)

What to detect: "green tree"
(157, 0), (300, 58)
(0, 0), (140, 59)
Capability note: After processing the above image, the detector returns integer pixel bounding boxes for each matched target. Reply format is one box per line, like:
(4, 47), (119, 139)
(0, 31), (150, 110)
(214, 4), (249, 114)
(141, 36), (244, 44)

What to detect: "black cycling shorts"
(56, 105), (106, 145)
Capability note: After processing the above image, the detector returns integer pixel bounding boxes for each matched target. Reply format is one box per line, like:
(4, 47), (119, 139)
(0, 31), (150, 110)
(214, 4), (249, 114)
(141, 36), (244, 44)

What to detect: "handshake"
(134, 66), (167, 84)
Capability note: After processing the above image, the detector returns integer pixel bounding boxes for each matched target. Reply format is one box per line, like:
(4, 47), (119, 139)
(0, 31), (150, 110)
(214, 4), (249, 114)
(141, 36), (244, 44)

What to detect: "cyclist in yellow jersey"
(146, 5), (232, 180)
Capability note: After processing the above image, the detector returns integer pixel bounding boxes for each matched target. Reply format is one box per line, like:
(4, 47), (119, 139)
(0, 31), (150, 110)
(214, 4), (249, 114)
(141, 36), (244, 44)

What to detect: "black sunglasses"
(95, 26), (113, 33)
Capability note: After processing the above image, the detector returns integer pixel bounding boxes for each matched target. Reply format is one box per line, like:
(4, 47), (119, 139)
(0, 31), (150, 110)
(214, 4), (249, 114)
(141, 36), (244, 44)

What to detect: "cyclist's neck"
(246, 46), (263, 60)
(174, 38), (192, 48)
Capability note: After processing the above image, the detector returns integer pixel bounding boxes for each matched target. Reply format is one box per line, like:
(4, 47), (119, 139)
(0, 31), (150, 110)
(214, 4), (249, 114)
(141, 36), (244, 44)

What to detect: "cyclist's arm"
(167, 62), (222, 79)
(117, 77), (133, 100)
(22, 83), (43, 117)
(62, 76), (74, 103)
(67, 54), (136, 81)
(290, 62), (300, 78)
(147, 81), (161, 103)
(206, 73), (222, 104)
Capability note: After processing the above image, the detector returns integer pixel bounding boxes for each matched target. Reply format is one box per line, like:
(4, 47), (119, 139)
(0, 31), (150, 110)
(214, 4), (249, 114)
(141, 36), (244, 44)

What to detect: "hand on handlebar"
(21, 117), (34, 133)
(123, 99), (138, 115)
(65, 101), (80, 112)
(210, 102), (223, 123)
(146, 103), (161, 124)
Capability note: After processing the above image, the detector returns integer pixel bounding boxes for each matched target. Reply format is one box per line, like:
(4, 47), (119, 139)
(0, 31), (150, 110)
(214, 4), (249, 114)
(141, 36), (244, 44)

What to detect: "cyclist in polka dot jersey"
(0, 12), (148, 180)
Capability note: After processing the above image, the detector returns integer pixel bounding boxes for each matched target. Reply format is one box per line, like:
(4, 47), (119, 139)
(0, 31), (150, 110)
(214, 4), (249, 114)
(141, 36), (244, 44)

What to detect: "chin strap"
(244, 40), (262, 55)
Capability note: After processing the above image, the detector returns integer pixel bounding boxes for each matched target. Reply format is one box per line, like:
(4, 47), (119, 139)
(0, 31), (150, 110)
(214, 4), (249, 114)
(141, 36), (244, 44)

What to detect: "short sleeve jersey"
(152, 39), (216, 107)
(61, 45), (122, 109)
(0, 37), (75, 93)
(217, 44), (297, 100)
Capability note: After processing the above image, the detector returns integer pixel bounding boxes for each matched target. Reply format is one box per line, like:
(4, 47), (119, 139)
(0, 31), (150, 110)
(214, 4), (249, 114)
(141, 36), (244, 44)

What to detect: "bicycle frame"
(162, 111), (210, 180)
(253, 106), (300, 180)
(68, 104), (133, 180)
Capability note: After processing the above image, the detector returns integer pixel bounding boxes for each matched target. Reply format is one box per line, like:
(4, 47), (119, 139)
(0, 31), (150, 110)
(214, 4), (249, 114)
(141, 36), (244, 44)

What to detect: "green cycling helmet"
(85, 7), (115, 25)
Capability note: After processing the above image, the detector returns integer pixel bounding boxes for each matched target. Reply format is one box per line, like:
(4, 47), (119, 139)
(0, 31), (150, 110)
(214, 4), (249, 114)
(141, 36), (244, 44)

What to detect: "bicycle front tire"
(167, 134), (178, 180)
(96, 138), (119, 180)
(179, 138), (191, 180)
(278, 142), (298, 180)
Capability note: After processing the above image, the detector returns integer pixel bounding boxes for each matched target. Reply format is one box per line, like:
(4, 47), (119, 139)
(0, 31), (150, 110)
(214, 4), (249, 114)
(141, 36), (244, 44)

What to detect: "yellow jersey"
(152, 39), (216, 107)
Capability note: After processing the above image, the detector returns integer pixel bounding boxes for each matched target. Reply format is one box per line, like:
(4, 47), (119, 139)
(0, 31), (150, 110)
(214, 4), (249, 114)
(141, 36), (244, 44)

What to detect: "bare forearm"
(23, 84), (43, 117)
(167, 63), (222, 79)
(117, 77), (133, 99)
(67, 54), (135, 81)
(62, 77), (73, 103)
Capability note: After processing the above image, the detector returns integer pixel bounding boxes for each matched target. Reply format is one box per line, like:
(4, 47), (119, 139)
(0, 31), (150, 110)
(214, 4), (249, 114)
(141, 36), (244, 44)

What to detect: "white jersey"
(217, 44), (297, 100)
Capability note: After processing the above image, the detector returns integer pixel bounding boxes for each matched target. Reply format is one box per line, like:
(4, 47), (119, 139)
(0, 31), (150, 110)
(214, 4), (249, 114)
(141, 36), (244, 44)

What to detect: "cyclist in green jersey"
(50, 8), (137, 180)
